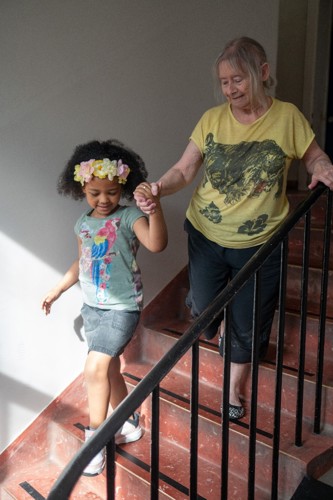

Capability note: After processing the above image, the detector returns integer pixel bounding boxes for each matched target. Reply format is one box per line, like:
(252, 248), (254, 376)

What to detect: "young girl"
(41, 139), (167, 476)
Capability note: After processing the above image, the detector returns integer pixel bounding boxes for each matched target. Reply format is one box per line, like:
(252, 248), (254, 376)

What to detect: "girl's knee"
(84, 352), (111, 382)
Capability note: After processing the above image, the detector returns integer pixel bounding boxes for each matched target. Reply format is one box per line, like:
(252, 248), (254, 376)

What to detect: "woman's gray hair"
(213, 37), (275, 107)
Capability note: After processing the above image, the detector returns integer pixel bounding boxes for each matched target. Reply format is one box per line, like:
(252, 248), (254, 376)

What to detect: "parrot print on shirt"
(91, 219), (119, 288)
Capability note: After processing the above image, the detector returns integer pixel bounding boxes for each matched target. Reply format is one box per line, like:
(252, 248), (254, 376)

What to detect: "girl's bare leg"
(108, 356), (128, 410)
(84, 351), (112, 429)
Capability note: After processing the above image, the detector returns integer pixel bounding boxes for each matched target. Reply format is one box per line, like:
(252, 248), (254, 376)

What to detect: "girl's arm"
(41, 238), (81, 315)
(303, 139), (333, 190)
(133, 186), (168, 253)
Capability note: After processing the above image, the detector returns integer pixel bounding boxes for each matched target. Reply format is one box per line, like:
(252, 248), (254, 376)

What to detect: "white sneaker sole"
(115, 426), (143, 445)
(82, 461), (105, 477)
(82, 454), (105, 476)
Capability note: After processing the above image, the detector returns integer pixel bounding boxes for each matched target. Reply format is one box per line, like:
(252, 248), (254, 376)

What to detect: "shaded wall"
(0, 0), (279, 451)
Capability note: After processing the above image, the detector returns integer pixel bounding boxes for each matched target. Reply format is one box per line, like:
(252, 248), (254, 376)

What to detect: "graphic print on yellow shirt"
(202, 132), (285, 230)
(187, 99), (315, 248)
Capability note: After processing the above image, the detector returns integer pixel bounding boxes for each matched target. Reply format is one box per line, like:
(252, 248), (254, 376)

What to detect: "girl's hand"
(134, 182), (160, 215)
(41, 289), (62, 315)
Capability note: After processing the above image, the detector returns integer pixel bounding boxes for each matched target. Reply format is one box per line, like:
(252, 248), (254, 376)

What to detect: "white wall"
(0, 0), (279, 451)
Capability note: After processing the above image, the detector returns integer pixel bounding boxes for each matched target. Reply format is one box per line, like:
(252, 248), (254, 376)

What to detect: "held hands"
(134, 182), (161, 215)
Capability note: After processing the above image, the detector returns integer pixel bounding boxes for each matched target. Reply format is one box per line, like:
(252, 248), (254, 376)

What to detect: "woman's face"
(218, 60), (252, 111)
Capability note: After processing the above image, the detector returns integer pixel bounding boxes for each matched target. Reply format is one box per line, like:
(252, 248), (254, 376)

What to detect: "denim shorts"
(81, 304), (140, 357)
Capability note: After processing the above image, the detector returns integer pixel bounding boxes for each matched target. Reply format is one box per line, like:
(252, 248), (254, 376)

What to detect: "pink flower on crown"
(117, 160), (130, 184)
(74, 159), (95, 185)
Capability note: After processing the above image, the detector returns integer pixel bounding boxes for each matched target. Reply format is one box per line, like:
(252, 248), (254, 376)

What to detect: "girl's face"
(218, 60), (252, 111)
(83, 177), (122, 218)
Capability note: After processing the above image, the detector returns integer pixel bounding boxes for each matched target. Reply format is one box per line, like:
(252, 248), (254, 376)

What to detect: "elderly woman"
(135, 36), (333, 420)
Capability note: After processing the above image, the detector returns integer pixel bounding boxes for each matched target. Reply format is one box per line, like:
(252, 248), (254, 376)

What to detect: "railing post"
(314, 190), (333, 433)
(271, 239), (288, 500)
(248, 270), (261, 500)
(106, 437), (116, 499)
(221, 306), (231, 500)
(189, 340), (199, 499)
(295, 210), (311, 446)
(150, 385), (160, 498)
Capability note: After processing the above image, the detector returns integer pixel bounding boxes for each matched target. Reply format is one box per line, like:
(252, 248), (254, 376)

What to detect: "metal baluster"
(106, 437), (116, 499)
(295, 211), (311, 446)
(271, 239), (288, 499)
(248, 270), (261, 500)
(221, 306), (231, 500)
(150, 385), (160, 498)
(190, 340), (199, 499)
(314, 190), (333, 433)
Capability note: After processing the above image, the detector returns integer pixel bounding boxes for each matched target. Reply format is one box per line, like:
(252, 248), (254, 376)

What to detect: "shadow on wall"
(0, 373), (52, 453)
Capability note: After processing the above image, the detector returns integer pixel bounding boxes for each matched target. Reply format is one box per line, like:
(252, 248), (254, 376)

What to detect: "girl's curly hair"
(57, 139), (148, 201)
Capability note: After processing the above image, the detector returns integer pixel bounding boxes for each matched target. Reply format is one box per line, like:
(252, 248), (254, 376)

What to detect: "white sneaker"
(115, 412), (143, 444)
(82, 428), (105, 476)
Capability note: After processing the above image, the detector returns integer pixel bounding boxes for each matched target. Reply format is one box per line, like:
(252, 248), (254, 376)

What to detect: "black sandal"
(228, 404), (245, 420)
(221, 403), (245, 420)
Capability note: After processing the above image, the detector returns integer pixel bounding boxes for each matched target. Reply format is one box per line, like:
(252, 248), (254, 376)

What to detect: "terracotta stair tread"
(1, 459), (107, 500)
(4, 366), (332, 499)
(56, 374), (333, 497)
(2, 190), (333, 498)
(288, 226), (333, 268)
(287, 191), (331, 229)
(122, 364), (333, 450)
(148, 321), (333, 380)
(1, 382), (252, 499)
(131, 318), (333, 389)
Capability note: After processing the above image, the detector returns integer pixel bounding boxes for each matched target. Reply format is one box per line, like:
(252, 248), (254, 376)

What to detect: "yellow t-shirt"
(187, 98), (315, 248)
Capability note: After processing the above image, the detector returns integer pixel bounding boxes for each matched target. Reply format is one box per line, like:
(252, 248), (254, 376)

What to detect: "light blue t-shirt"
(74, 206), (146, 310)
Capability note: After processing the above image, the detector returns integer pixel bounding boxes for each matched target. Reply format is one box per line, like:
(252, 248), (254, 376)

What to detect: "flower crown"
(74, 158), (130, 186)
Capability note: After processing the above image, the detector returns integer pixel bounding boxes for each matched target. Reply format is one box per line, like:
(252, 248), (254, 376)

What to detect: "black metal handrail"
(47, 183), (332, 500)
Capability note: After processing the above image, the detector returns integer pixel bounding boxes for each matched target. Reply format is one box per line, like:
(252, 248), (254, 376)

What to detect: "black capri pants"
(184, 219), (281, 364)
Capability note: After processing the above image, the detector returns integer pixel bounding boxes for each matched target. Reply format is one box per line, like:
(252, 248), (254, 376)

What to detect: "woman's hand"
(308, 160), (333, 191)
(134, 182), (161, 215)
(303, 140), (333, 190)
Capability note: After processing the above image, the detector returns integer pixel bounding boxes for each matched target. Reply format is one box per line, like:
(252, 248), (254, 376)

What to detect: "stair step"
(122, 372), (333, 499)
(269, 312), (333, 384)
(6, 362), (332, 499)
(286, 265), (333, 318)
(2, 197), (333, 500)
(140, 309), (333, 386)
(141, 262), (333, 331)
(0, 375), (254, 500)
(0, 460), (107, 500)
(33, 374), (311, 499)
(287, 190), (331, 229)
(288, 226), (333, 268)
(129, 314), (333, 393)
(51, 417), (227, 499)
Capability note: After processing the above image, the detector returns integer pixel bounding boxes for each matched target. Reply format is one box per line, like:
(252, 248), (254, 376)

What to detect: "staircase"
(1, 190), (333, 499)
